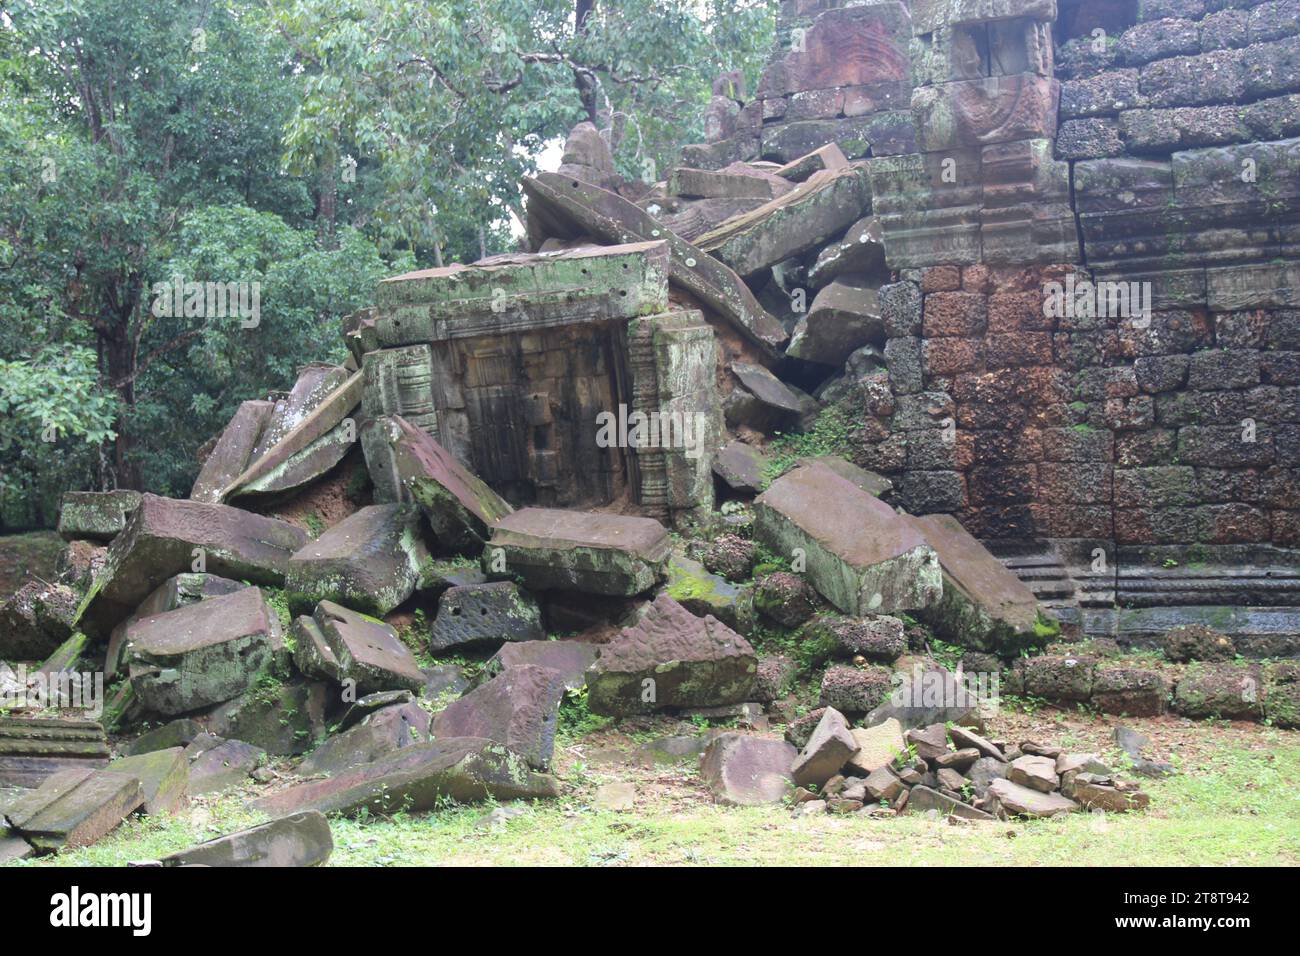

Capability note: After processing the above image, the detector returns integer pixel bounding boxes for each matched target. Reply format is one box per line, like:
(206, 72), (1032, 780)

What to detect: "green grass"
(10, 720), (1297, 867)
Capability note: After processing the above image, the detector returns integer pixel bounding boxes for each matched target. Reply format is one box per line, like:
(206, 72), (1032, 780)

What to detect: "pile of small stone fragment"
(786, 708), (1151, 821)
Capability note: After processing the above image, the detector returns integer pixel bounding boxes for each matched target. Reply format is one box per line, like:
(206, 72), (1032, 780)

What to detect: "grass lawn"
(10, 706), (1298, 868)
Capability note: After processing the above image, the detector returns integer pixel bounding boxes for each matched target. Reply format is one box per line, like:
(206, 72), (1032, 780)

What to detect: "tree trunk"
(101, 320), (141, 490)
(316, 155), (338, 250)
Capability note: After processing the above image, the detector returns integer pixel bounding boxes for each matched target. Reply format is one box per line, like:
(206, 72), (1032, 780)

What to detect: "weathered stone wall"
(721, 0), (1300, 548)
(851, 264), (1300, 547)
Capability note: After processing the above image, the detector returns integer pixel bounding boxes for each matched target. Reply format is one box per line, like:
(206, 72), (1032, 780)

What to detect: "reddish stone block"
(970, 428), (1042, 464)
(961, 264), (992, 294)
(988, 291), (1053, 332)
(1116, 429), (1177, 466)
(921, 265), (961, 293)
(923, 337), (983, 375)
(986, 332), (1053, 368)
(1199, 503), (1271, 543)
(922, 292), (988, 337)
(1038, 462), (1113, 504)
(968, 464), (1038, 505)
(1041, 426), (1115, 462)
(1047, 505), (1113, 538)
(1114, 507), (1199, 545)
(1272, 510), (1300, 546)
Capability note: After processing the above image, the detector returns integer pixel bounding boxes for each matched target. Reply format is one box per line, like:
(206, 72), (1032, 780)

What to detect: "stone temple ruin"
(2, 0), (1300, 862)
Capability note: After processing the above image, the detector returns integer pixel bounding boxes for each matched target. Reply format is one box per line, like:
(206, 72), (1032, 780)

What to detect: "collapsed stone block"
(484, 508), (671, 596)
(0, 716), (110, 789)
(290, 601), (425, 695)
(791, 707), (859, 787)
(125, 586), (283, 717)
(360, 415), (513, 549)
(106, 747), (189, 815)
(190, 399), (275, 503)
(76, 494), (307, 639)
(298, 701), (431, 777)
(428, 581), (544, 653)
(585, 594), (757, 715)
(106, 573), (248, 680)
(431, 664), (568, 771)
(285, 503), (429, 616)
(695, 164), (873, 277)
(56, 490), (142, 541)
(754, 459), (942, 614)
(3, 767), (143, 852)
(253, 738), (561, 817)
(908, 512), (1047, 653)
(484, 640), (600, 691)
(161, 810), (333, 867)
(699, 733), (797, 806)
(0, 580), (78, 661)
(787, 279), (885, 367)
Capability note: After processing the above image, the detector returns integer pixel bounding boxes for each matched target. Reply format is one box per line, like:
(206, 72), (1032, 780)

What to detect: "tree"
(0, 0), (397, 505)
(273, 0), (774, 262)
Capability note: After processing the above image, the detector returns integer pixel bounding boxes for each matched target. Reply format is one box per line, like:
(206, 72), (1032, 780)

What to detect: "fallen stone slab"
(106, 572), (248, 680)
(0, 716), (110, 789)
(484, 640), (600, 691)
(57, 490), (142, 541)
(190, 399), (275, 503)
(712, 440), (769, 494)
(755, 460), (941, 615)
(791, 707), (858, 787)
(373, 241), (670, 346)
(863, 765), (906, 802)
(431, 664), (568, 771)
(484, 508), (671, 596)
(250, 363), (353, 462)
(521, 172), (787, 353)
(967, 756), (1008, 797)
(3, 767), (143, 852)
(909, 513), (1048, 654)
(665, 554), (750, 631)
(669, 164), (792, 200)
(285, 504), (429, 617)
(699, 733), (797, 806)
(291, 601), (425, 695)
(106, 747), (188, 815)
(1008, 755), (1059, 793)
(298, 701), (431, 777)
(336, 690), (414, 731)
(161, 810), (333, 867)
(806, 216), (886, 288)
(360, 415), (513, 550)
(906, 785), (995, 820)
(428, 582), (544, 653)
(695, 164), (873, 277)
(125, 718), (205, 756)
(787, 280), (884, 367)
(987, 778), (1078, 818)
(125, 586), (283, 716)
(0, 579), (78, 660)
(846, 718), (905, 775)
(0, 830), (32, 863)
(905, 723), (952, 763)
(774, 143), (849, 182)
(200, 679), (329, 756)
(948, 725), (1005, 761)
(253, 738), (560, 817)
(727, 362), (805, 430)
(586, 594), (757, 715)
(224, 370), (363, 500)
(187, 737), (264, 795)
(76, 494), (307, 639)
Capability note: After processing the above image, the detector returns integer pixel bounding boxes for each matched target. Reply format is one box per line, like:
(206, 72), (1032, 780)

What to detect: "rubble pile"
(5, 0), (1300, 865)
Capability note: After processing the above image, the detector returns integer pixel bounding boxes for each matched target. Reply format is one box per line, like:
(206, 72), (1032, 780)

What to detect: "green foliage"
(764, 402), (856, 483)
